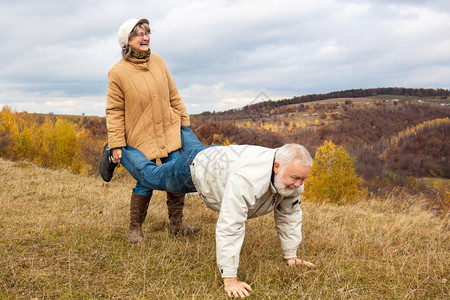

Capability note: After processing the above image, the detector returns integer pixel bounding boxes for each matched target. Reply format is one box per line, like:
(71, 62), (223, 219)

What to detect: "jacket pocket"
(277, 197), (301, 214)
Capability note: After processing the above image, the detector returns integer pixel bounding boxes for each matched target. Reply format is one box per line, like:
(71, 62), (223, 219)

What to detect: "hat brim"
(137, 18), (149, 25)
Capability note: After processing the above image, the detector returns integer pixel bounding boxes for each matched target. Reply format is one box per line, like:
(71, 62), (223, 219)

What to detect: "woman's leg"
(120, 145), (161, 189)
(161, 148), (199, 235)
(181, 126), (205, 153)
(134, 181), (153, 196)
(128, 183), (152, 243)
(120, 145), (196, 194)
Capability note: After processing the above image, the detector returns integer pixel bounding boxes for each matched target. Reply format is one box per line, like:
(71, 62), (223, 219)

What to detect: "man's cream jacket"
(190, 145), (304, 278)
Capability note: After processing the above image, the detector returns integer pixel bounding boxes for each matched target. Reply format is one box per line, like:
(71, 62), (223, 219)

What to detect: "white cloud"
(0, 89), (105, 116)
(0, 0), (449, 116)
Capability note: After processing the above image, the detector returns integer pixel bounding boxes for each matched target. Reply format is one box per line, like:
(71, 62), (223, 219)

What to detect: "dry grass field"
(0, 158), (448, 299)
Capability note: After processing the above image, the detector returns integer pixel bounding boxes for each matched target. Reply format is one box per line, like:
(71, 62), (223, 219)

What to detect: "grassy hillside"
(1, 158), (448, 299)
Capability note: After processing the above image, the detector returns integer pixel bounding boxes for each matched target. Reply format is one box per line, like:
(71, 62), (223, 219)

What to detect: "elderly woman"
(100, 18), (199, 243)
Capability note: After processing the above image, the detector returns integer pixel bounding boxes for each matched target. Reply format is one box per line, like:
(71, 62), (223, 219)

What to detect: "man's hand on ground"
(286, 257), (316, 268)
(223, 277), (252, 298)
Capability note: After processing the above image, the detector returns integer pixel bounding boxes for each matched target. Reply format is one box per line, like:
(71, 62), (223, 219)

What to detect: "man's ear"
(273, 161), (280, 174)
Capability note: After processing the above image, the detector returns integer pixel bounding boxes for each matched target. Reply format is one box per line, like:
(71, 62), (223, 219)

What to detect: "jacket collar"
(123, 55), (151, 71)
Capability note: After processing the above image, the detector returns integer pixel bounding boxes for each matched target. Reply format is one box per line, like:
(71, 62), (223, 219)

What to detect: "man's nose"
(294, 180), (303, 188)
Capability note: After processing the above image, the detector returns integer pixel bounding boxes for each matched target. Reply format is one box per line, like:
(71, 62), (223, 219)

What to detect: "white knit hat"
(117, 18), (149, 48)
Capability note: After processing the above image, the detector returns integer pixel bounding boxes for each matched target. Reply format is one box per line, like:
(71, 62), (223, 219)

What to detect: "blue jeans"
(121, 126), (210, 194)
(133, 149), (182, 196)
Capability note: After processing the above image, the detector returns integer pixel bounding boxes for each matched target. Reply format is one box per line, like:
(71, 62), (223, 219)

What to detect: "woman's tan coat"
(106, 53), (190, 160)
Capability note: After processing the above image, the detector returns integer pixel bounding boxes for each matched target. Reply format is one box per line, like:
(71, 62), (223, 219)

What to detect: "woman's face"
(128, 27), (150, 53)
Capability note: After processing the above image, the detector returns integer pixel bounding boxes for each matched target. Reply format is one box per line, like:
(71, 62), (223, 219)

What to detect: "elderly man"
(118, 126), (316, 298)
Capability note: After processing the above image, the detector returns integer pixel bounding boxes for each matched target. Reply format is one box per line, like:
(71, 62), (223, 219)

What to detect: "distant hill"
(194, 87), (449, 118)
(189, 88), (449, 192)
(1, 87), (449, 194)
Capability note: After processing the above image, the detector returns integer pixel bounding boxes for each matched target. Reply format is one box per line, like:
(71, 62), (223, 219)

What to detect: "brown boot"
(127, 191), (151, 243)
(167, 192), (200, 236)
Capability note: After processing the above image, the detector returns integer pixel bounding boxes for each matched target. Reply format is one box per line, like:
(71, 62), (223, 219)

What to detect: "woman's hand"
(112, 148), (122, 164)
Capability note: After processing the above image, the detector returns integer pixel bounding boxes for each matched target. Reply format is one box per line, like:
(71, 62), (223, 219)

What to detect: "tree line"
(197, 87), (449, 120)
(1, 87), (448, 198)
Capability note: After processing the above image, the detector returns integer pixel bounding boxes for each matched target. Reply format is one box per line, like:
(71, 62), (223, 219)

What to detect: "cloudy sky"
(0, 0), (449, 116)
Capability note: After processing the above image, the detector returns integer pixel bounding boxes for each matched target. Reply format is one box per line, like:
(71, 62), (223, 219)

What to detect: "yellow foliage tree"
(1, 106), (21, 158)
(32, 117), (54, 167)
(52, 119), (82, 170)
(222, 138), (232, 146)
(0, 107), (97, 174)
(262, 123), (273, 131)
(212, 133), (221, 144)
(304, 140), (367, 204)
(13, 126), (34, 160)
(77, 127), (102, 174)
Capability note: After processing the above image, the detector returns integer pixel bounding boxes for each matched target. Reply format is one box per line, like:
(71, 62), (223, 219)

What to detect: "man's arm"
(275, 197), (317, 269)
(216, 174), (255, 297)
(274, 195), (303, 259)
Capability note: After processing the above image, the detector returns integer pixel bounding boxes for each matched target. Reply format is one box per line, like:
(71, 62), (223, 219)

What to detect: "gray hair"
(275, 144), (313, 167)
(122, 22), (151, 58)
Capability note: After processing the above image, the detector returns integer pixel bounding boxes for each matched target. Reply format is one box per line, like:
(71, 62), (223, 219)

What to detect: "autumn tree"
(52, 119), (82, 170)
(304, 140), (367, 204)
(0, 107), (94, 173)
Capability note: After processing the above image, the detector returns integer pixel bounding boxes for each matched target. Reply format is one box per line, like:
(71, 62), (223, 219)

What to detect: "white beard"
(273, 171), (296, 197)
